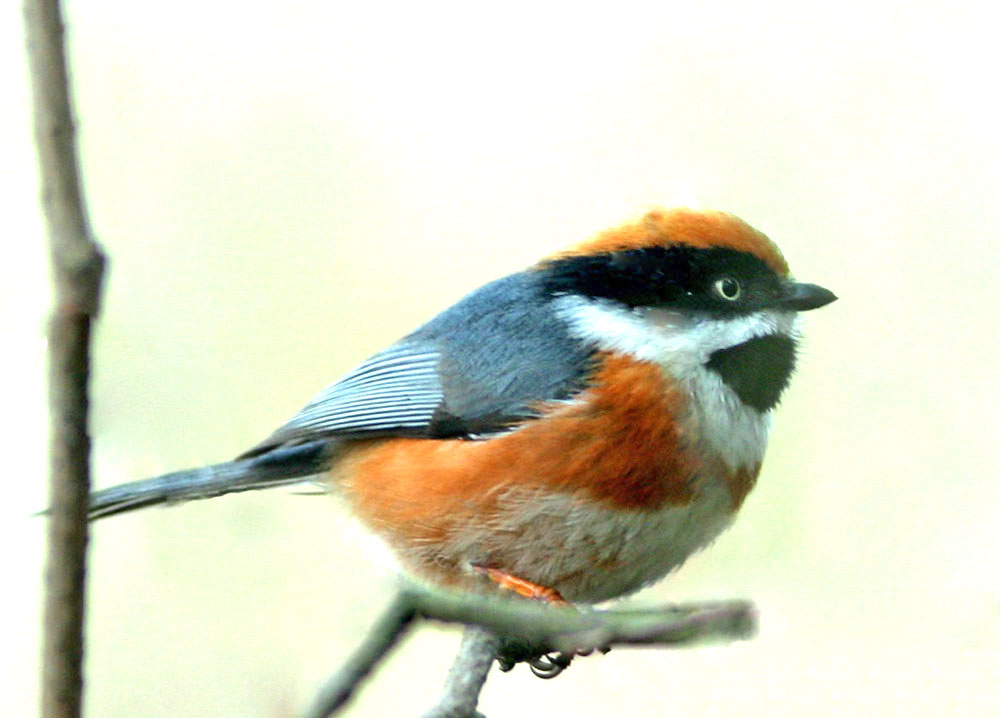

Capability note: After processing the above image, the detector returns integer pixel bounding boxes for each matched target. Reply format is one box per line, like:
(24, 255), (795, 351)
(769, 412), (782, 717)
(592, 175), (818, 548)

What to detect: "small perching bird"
(90, 208), (835, 605)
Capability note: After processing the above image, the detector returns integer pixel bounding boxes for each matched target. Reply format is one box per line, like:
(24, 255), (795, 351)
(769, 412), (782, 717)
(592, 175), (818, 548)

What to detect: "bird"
(89, 207), (835, 608)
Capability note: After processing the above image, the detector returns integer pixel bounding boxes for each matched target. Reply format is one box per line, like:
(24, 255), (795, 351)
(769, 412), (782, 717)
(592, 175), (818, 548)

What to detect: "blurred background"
(4, 1), (998, 715)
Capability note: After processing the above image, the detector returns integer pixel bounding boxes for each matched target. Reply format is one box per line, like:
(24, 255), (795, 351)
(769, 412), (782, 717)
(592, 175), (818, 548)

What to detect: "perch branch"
(25, 1), (107, 717)
(309, 583), (756, 717)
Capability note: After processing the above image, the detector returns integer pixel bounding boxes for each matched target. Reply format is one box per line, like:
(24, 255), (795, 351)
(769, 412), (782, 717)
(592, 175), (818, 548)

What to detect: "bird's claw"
(496, 640), (610, 678)
(527, 652), (573, 678)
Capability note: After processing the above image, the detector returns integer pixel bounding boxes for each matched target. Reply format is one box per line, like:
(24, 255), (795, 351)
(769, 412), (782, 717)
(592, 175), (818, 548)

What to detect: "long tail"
(88, 439), (336, 520)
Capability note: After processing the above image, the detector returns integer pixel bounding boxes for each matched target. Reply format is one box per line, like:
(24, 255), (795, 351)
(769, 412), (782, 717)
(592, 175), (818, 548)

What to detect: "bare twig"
(24, 1), (106, 717)
(311, 584), (757, 717)
(305, 593), (418, 718)
(422, 626), (499, 718)
(418, 586), (753, 648)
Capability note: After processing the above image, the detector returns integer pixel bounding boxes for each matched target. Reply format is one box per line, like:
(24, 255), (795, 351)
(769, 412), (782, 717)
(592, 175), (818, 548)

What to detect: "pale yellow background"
(3, 1), (998, 716)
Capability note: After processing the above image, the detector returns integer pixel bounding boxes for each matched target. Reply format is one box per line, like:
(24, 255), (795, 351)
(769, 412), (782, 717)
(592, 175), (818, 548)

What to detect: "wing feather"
(239, 343), (444, 455)
(239, 272), (594, 459)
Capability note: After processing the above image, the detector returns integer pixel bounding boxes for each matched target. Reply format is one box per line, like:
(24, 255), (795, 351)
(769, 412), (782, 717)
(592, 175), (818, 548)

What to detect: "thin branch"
(311, 584), (757, 717)
(305, 593), (417, 718)
(24, 1), (106, 717)
(422, 626), (499, 718)
(403, 585), (756, 654)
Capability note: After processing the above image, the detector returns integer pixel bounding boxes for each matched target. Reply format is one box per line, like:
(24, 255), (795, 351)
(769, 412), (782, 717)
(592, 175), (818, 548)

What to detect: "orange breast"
(336, 354), (703, 561)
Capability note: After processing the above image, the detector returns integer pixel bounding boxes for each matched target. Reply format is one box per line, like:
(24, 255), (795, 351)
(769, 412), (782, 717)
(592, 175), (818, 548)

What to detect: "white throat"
(552, 295), (800, 471)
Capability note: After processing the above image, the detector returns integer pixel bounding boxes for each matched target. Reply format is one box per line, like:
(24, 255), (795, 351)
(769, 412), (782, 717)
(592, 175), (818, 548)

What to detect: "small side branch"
(305, 593), (417, 718)
(422, 626), (499, 718)
(309, 584), (756, 717)
(24, 1), (107, 717)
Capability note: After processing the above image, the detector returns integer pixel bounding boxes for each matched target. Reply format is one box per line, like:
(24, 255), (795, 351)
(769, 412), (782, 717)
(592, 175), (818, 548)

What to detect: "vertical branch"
(422, 626), (498, 718)
(24, 1), (107, 717)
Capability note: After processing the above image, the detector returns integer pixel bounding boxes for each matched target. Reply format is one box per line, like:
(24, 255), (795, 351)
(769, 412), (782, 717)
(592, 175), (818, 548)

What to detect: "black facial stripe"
(539, 246), (782, 315)
(706, 334), (798, 412)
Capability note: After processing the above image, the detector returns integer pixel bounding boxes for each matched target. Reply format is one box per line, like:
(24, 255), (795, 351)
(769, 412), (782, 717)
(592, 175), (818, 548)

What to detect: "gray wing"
(239, 271), (594, 458)
(283, 344), (443, 435)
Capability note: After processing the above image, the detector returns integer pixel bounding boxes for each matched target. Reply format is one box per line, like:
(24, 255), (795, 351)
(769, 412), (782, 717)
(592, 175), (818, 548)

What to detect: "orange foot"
(472, 566), (587, 678)
(472, 566), (569, 605)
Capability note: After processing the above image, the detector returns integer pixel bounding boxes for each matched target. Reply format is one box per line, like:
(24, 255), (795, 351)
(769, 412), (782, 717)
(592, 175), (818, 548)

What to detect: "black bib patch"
(706, 334), (797, 412)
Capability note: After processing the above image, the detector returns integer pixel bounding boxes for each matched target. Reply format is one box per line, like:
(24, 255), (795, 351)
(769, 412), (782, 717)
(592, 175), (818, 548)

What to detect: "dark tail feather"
(88, 439), (336, 520)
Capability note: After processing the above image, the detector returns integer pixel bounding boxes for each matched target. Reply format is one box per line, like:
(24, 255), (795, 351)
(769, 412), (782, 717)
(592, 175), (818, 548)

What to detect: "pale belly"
(432, 478), (738, 603)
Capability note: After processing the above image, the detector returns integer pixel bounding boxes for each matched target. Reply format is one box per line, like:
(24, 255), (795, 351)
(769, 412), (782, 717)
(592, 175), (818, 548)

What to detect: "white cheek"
(552, 295), (797, 471)
(552, 296), (797, 365)
(642, 307), (695, 332)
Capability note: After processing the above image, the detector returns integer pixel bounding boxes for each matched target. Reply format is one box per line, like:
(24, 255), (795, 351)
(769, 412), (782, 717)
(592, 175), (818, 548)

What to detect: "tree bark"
(24, 1), (107, 716)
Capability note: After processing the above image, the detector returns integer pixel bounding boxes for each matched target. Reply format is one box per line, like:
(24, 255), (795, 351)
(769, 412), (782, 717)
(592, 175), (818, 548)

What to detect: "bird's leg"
(472, 565), (591, 678)
(472, 566), (569, 605)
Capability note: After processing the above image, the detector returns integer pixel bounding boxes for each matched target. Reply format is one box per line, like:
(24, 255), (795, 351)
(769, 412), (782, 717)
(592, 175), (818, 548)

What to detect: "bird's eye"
(713, 277), (741, 301)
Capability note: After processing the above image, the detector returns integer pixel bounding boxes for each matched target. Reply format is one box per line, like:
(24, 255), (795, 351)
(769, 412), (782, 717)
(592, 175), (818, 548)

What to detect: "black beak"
(778, 282), (837, 311)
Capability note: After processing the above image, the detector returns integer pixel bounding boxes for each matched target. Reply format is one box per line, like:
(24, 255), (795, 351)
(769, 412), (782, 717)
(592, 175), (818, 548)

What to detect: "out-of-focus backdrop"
(4, 1), (998, 715)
